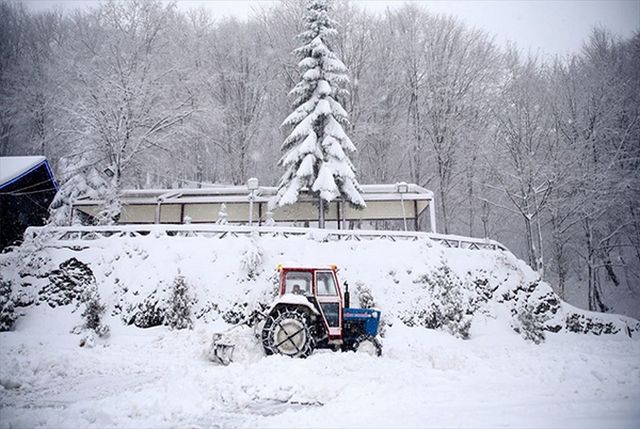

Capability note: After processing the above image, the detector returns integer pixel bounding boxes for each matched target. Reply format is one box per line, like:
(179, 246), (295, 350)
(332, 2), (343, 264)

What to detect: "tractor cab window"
(316, 271), (338, 296)
(284, 271), (312, 296)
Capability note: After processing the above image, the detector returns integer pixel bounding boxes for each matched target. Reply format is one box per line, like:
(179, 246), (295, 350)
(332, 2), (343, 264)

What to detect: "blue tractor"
(210, 265), (382, 364)
(260, 265), (383, 358)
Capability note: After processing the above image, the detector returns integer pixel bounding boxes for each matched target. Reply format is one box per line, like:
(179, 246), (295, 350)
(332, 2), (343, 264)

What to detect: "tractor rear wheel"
(353, 335), (382, 357)
(262, 306), (315, 358)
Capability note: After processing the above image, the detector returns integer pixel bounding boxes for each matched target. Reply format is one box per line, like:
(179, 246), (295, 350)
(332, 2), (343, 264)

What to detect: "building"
(0, 156), (58, 248)
(72, 183), (437, 232)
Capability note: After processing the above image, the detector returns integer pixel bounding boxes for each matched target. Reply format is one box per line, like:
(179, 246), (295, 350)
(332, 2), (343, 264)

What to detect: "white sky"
(23, 0), (640, 56)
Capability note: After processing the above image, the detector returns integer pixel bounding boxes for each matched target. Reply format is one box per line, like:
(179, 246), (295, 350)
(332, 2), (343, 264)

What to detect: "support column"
(154, 201), (161, 224)
(429, 199), (437, 233)
(319, 198), (325, 229)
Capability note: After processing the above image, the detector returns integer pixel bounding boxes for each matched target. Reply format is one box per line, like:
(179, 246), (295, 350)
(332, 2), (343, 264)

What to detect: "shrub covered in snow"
(402, 264), (475, 339)
(164, 275), (194, 330)
(194, 301), (220, 322)
(502, 280), (560, 343)
(355, 281), (376, 309)
(0, 279), (18, 331)
(564, 312), (638, 336)
(513, 301), (547, 344)
(120, 276), (228, 329)
(468, 270), (496, 305)
(14, 231), (54, 281)
(127, 290), (166, 328)
(239, 238), (263, 280)
(80, 290), (110, 339)
(40, 258), (96, 308)
(222, 302), (249, 325)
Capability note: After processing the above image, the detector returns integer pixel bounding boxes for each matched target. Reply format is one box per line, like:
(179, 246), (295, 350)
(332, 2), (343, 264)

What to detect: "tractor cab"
(279, 266), (343, 341)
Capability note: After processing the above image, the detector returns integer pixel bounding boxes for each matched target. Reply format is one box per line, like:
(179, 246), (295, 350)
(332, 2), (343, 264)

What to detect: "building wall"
(0, 164), (57, 248)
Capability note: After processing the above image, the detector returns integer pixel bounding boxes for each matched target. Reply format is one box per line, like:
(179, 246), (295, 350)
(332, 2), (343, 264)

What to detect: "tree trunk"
(438, 183), (449, 235)
(407, 73), (422, 186)
(318, 197), (325, 229)
(550, 212), (567, 300)
(481, 200), (489, 238)
(467, 164), (475, 237)
(535, 213), (545, 278)
(585, 216), (607, 312)
(524, 214), (537, 271)
(629, 203), (640, 263)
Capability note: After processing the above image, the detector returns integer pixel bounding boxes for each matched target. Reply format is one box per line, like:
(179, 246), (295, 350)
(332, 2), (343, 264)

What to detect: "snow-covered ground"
(1, 306), (639, 429)
(1, 228), (639, 428)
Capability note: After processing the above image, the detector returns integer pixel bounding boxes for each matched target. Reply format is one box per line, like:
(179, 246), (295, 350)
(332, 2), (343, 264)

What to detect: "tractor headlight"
(371, 311), (378, 318)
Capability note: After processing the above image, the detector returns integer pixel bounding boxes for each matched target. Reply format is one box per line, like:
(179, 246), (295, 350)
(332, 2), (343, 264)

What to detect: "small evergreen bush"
(81, 289), (110, 338)
(164, 275), (193, 330)
(355, 282), (376, 309)
(0, 279), (18, 331)
(239, 240), (263, 280)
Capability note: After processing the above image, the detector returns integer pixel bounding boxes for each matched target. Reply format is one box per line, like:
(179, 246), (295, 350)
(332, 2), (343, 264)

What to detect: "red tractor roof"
(277, 264), (338, 272)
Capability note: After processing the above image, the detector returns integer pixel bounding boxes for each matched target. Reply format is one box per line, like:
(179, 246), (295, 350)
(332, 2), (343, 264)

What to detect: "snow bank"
(1, 229), (637, 341)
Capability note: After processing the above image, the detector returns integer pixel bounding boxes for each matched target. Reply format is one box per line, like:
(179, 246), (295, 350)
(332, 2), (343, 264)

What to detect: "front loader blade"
(209, 334), (236, 365)
(213, 344), (235, 366)
(207, 312), (267, 366)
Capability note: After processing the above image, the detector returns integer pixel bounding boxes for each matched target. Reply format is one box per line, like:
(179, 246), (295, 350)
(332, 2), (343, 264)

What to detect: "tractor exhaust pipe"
(343, 281), (350, 308)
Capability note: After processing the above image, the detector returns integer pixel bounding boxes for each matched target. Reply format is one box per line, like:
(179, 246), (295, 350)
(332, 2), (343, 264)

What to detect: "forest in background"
(0, 0), (638, 316)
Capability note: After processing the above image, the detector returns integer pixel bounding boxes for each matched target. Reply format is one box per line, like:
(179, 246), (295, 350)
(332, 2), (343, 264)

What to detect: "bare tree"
(204, 19), (271, 185)
(61, 0), (195, 220)
(386, 5), (430, 187)
(486, 50), (553, 275)
(421, 16), (499, 234)
(0, 3), (67, 161)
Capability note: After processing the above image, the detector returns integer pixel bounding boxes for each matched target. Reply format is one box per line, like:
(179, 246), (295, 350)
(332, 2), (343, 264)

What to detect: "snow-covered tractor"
(210, 265), (382, 364)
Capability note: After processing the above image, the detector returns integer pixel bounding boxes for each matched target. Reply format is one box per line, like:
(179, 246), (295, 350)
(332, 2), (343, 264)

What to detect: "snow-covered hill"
(1, 227), (639, 428)
(2, 227), (637, 339)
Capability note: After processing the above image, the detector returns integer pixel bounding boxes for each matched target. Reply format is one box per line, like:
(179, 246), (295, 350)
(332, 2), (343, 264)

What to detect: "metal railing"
(23, 224), (509, 252)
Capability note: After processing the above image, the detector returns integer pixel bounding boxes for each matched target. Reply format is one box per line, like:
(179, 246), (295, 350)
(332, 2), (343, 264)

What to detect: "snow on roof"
(0, 156), (47, 188)
(73, 184), (434, 206)
(79, 183), (434, 202)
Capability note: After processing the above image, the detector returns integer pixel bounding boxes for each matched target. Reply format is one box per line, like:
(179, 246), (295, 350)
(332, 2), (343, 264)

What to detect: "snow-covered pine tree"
(273, 0), (365, 226)
(81, 289), (110, 339)
(0, 279), (18, 332)
(216, 203), (228, 225)
(165, 274), (193, 330)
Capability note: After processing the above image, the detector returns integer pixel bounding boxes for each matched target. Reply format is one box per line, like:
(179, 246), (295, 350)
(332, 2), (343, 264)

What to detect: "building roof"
(0, 156), (48, 189)
(74, 183), (433, 205)
(73, 183), (436, 231)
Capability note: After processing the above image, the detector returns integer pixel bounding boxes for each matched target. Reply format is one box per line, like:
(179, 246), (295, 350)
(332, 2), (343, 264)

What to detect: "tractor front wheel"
(352, 335), (382, 357)
(262, 307), (315, 358)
